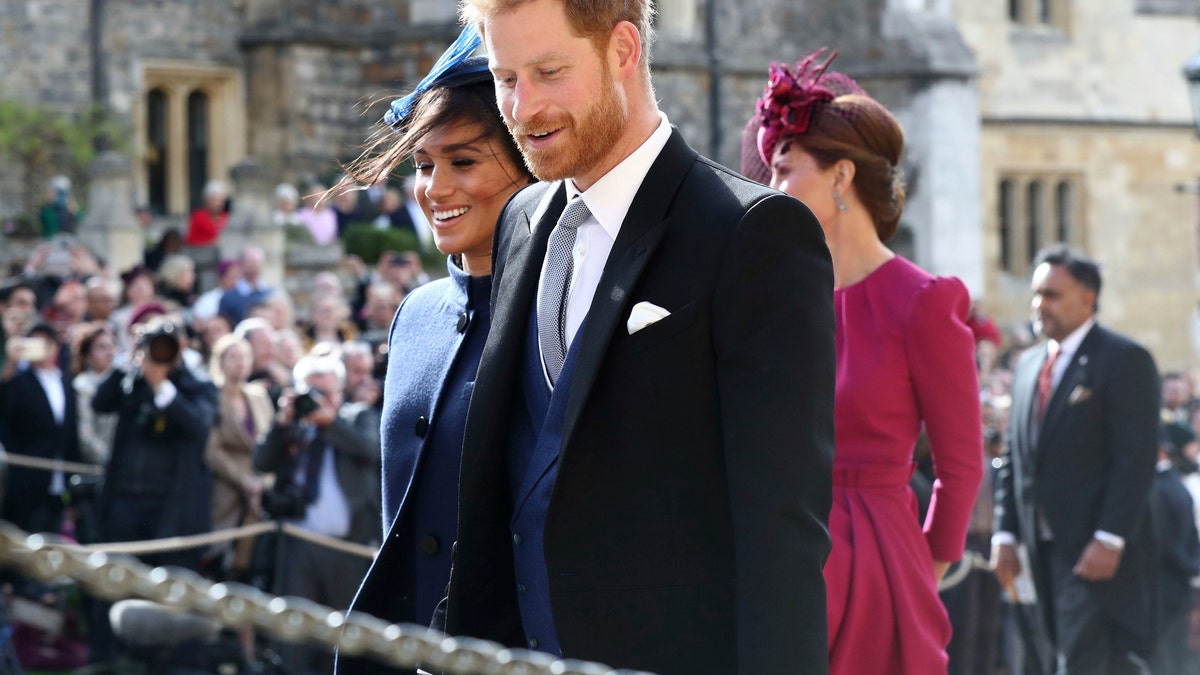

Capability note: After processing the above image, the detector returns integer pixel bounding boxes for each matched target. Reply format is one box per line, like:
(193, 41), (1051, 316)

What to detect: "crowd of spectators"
(0, 189), (431, 671)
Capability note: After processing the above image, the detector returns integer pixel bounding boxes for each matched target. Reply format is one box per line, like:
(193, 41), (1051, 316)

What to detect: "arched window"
(146, 88), (168, 214)
(187, 90), (210, 211)
(1027, 181), (1044, 265)
(999, 180), (1015, 272)
(1055, 180), (1072, 244)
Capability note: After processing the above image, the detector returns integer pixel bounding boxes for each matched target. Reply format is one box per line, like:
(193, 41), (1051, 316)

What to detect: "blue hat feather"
(384, 25), (491, 129)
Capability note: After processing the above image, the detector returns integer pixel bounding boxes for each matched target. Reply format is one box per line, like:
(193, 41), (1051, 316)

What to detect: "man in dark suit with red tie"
(992, 244), (1160, 674)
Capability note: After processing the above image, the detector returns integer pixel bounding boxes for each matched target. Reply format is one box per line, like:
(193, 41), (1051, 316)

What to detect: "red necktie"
(1037, 345), (1060, 419)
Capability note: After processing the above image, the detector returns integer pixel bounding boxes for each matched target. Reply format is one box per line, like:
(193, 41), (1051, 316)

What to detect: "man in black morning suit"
(992, 245), (1160, 675)
(439, 0), (835, 673)
(0, 323), (81, 537)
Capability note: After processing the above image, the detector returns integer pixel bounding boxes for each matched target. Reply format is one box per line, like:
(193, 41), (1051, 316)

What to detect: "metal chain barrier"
(0, 521), (655, 675)
(937, 549), (992, 592)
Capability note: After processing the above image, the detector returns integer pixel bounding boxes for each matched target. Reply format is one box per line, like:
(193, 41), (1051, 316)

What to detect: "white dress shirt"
(33, 366), (67, 495)
(536, 112), (673, 376)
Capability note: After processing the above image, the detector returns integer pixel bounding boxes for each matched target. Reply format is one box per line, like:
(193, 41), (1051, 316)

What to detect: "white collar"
(1048, 317), (1095, 360)
(564, 112), (672, 241)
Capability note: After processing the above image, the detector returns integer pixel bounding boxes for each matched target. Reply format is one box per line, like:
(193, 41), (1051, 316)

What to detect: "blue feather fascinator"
(384, 25), (492, 129)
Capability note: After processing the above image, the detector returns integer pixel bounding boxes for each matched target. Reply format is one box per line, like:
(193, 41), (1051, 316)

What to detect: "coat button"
(512, 532), (523, 546)
(415, 416), (428, 437)
(517, 583), (527, 595)
(528, 638), (539, 649)
(457, 312), (469, 333)
(419, 535), (439, 556)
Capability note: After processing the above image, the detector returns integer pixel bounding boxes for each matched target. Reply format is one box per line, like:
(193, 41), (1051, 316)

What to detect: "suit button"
(512, 533), (523, 546)
(457, 312), (469, 333)
(528, 638), (539, 650)
(419, 535), (439, 556)
(415, 416), (428, 438)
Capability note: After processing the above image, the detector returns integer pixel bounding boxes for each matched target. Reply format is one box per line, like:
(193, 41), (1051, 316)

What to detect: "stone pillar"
(78, 151), (143, 275)
(222, 158), (285, 289)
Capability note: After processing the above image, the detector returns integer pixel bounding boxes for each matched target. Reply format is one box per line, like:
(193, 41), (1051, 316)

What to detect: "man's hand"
(990, 542), (1021, 595)
(1073, 539), (1122, 581)
(306, 391), (338, 428)
(933, 560), (951, 584)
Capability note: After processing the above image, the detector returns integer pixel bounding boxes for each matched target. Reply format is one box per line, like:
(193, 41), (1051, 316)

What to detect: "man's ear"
(609, 21), (642, 81)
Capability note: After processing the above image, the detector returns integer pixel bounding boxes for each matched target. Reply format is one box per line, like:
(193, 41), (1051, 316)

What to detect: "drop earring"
(834, 189), (848, 212)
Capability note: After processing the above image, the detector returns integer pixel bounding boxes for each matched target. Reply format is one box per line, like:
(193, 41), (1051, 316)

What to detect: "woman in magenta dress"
(747, 51), (984, 674)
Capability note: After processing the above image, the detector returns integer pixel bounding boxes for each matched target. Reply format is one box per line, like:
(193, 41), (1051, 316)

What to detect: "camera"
(293, 388), (323, 418)
(138, 321), (182, 365)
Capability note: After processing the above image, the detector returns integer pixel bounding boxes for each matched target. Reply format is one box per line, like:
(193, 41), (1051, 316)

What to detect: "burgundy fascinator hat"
(750, 48), (866, 171)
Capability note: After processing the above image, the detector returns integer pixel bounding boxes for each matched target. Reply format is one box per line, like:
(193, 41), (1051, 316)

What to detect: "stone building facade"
(956, 0), (1200, 369)
(32, 0), (1200, 365)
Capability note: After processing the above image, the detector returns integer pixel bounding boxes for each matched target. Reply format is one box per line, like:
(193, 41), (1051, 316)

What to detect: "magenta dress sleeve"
(904, 276), (984, 561)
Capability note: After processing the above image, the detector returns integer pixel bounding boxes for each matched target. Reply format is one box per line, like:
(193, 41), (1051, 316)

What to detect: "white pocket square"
(626, 301), (671, 335)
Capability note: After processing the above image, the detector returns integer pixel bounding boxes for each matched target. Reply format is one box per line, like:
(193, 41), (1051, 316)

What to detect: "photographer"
(254, 352), (380, 675)
(87, 316), (218, 665)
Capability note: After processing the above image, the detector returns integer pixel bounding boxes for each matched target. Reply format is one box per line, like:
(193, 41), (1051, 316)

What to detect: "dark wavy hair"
(335, 79), (531, 200)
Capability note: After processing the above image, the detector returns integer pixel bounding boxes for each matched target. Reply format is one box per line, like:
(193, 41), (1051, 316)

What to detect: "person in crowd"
(356, 281), (402, 347)
(83, 276), (119, 326)
(109, 264), (158, 354)
(204, 334), (273, 576)
(143, 228), (184, 273)
(39, 175), (82, 238)
(402, 174), (435, 251)
(199, 313), (234, 362)
(749, 49), (983, 673)
(192, 258), (240, 324)
(331, 35), (534, 672)
(339, 340), (380, 410)
(332, 184), (365, 238)
(272, 182), (302, 228)
(0, 282), (38, 378)
(185, 180), (230, 247)
(235, 317), (288, 408)
(302, 293), (356, 352)
(0, 323), (81, 535)
(298, 184), (340, 246)
(254, 352), (380, 675)
(201, 335), (271, 665)
(218, 245), (272, 325)
(156, 253), (197, 312)
(1150, 423), (1200, 675)
(993, 245), (1161, 674)
(372, 187), (417, 234)
(1163, 371), (1192, 426)
(944, 394), (1007, 675)
(72, 323), (117, 466)
(274, 328), (305, 372)
(256, 290), (295, 334)
(88, 315), (218, 665)
(441, 2), (835, 671)
(44, 279), (89, 359)
(311, 271), (344, 300)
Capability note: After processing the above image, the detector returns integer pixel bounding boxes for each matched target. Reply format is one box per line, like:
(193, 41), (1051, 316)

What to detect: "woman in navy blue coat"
(337, 27), (534, 647)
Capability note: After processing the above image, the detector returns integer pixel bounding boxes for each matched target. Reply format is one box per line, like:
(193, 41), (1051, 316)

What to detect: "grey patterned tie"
(538, 196), (591, 385)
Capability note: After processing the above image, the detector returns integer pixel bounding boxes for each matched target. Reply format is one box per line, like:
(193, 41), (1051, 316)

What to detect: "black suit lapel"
(561, 130), (696, 451)
(1039, 328), (1098, 446)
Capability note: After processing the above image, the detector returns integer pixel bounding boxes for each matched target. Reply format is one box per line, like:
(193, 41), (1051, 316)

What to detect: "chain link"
(0, 522), (654, 675)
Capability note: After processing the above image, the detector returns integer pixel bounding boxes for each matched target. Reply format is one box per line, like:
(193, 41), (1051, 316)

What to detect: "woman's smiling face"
(413, 121), (528, 274)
